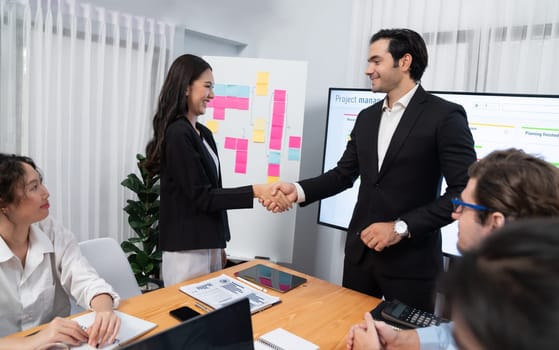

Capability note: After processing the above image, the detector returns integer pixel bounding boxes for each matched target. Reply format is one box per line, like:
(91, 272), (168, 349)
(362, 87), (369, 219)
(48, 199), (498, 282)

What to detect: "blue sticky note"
(288, 148), (300, 161)
(213, 84), (227, 96)
(268, 151), (281, 164)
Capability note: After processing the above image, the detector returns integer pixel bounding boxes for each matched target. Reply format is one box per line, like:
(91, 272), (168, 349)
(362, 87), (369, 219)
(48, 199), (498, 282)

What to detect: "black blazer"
(159, 118), (254, 251)
(300, 86), (476, 278)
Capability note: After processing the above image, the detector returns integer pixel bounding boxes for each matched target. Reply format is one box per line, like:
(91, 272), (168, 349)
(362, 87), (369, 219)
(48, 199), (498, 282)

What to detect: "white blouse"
(0, 216), (120, 336)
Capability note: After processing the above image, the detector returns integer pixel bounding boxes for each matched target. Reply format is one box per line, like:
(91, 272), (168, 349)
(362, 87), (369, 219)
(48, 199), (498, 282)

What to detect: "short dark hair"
(0, 153), (40, 206)
(443, 219), (559, 350)
(369, 28), (428, 82)
(144, 54), (212, 175)
(469, 148), (559, 223)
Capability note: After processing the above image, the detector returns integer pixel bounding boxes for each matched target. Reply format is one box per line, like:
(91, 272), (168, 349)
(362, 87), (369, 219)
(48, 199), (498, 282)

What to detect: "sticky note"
(289, 136), (301, 149)
(257, 71), (269, 83)
(254, 118), (266, 130)
(237, 138), (249, 151)
(267, 176), (279, 184)
(206, 120), (219, 133)
(224, 137), (237, 149)
(288, 148), (301, 161)
(256, 84), (268, 96)
(268, 164), (280, 177)
(253, 129), (265, 143)
(274, 89), (286, 102)
(213, 108), (225, 120)
(268, 151), (281, 164)
(235, 150), (248, 174)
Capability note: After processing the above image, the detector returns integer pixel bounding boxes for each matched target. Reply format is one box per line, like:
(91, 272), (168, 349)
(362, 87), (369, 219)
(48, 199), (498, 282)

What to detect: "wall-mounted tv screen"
(319, 88), (559, 256)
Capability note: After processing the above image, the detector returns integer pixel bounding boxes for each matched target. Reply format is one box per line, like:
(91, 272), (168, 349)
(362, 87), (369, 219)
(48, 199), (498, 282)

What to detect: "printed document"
(179, 274), (280, 314)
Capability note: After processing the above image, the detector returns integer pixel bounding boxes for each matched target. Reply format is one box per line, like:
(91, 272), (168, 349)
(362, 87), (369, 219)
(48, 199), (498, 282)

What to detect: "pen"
(194, 302), (213, 312)
(236, 276), (268, 293)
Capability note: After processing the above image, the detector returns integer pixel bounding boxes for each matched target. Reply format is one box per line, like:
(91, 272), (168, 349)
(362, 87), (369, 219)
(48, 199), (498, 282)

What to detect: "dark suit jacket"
(300, 86), (476, 279)
(159, 118), (254, 251)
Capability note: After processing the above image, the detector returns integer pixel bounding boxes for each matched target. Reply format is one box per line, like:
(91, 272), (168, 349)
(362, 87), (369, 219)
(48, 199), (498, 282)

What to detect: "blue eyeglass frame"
(451, 197), (489, 212)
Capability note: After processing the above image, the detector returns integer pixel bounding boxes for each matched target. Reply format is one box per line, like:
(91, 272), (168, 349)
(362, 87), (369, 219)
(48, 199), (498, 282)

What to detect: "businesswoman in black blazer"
(144, 54), (289, 286)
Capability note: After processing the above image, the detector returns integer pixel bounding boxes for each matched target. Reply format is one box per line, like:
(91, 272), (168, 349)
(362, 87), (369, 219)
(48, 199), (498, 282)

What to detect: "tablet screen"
(235, 264), (307, 293)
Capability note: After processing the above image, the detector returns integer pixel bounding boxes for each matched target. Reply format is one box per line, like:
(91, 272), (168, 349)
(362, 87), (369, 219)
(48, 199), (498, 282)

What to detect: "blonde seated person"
(0, 154), (121, 349)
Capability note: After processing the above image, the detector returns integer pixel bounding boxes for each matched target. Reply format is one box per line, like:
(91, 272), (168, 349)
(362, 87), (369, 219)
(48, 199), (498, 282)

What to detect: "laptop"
(120, 298), (255, 350)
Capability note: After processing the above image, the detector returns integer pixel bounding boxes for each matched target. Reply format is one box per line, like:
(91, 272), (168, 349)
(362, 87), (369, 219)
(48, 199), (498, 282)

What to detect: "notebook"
(254, 328), (319, 350)
(120, 298), (255, 350)
(70, 310), (156, 349)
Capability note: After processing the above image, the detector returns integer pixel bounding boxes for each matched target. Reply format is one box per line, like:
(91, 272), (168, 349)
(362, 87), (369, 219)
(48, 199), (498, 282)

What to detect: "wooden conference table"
(14, 259), (381, 349)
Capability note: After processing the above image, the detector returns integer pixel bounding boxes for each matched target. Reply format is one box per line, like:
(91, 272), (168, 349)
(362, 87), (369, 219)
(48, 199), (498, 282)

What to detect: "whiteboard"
(199, 56), (308, 263)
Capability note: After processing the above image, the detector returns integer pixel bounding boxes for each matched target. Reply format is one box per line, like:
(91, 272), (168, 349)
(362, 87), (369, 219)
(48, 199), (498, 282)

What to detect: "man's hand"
(360, 221), (402, 252)
(375, 322), (421, 350)
(253, 183), (292, 212)
(352, 312), (382, 350)
(256, 182), (297, 213)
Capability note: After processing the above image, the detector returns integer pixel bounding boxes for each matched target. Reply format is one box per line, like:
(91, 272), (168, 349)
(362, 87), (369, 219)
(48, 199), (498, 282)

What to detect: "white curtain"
(0, 0), (174, 242)
(347, 0), (559, 94)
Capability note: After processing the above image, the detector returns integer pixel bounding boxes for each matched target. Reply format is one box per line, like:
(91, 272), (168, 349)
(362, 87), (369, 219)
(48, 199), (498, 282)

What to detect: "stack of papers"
(179, 274), (281, 314)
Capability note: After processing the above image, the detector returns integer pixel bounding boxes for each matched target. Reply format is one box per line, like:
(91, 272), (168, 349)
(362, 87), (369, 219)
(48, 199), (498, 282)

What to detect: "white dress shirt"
(0, 216), (120, 336)
(377, 84), (419, 170)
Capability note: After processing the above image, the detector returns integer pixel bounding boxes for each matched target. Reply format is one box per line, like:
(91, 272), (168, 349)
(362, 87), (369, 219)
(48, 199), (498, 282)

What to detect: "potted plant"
(121, 153), (162, 290)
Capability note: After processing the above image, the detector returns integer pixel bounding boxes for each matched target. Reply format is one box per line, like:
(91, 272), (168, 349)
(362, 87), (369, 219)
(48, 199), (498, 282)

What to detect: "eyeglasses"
(451, 197), (489, 213)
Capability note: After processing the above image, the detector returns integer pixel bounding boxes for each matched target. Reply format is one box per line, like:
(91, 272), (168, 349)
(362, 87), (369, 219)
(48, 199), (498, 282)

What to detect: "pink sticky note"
(271, 114), (284, 127)
(213, 96), (227, 109)
(235, 150), (248, 174)
(268, 163), (280, 177)
(237, 138), (249, 151)
(213, 108), (225, 120)
(273, 101), (286, 115)
(224, 137), (237, 149)
(274, 89), (286, 102)
(289, 136), (302, 149)
(271, 125), (283, 140)
(269, 138), (281, 150)
(237, 97), (249, 110)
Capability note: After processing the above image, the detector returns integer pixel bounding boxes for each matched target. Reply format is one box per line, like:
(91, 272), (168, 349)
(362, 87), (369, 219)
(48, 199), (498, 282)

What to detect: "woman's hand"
(87, 293), (121, 347)
(27, 317), (89, 349)
(86, 310), (121, 347)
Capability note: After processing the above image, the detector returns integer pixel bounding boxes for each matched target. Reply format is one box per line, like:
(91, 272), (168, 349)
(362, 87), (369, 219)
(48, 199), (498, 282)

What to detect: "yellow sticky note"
(253, 129), (265, 143)
(256, 84), (268, 96)
(267, 176), (279, 184)
(254, 118), (266, 130)
(257, 71), (269, 83)
(206, 120), (219, 133)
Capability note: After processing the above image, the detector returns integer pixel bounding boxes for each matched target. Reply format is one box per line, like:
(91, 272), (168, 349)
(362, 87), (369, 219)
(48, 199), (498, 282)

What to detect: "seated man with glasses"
(347, 148), (559, 350)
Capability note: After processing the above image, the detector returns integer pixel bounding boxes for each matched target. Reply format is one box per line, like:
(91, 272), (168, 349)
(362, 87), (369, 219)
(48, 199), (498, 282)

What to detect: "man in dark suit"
(272, 28), (476, 312)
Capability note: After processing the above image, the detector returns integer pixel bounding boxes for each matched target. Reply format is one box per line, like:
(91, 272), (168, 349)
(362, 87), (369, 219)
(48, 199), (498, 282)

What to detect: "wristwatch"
(394, 219), (410, 238)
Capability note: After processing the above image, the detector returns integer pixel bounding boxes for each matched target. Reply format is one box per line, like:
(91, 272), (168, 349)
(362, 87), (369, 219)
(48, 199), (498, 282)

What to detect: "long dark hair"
(143, 54), (212, 175)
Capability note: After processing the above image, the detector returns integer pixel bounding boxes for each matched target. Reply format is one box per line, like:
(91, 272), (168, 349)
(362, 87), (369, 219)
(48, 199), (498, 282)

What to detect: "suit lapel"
(378, 86), (427, 178)
(369, 104), (383, 178)
(194, 123), (220, 186)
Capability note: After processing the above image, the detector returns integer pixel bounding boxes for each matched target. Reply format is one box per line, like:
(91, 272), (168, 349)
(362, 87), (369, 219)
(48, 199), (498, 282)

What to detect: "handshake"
(253, 182), (298, 213)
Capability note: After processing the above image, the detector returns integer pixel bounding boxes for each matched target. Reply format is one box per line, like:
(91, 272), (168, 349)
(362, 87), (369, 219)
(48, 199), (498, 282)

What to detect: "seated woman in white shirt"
(0, 154), (121, 349)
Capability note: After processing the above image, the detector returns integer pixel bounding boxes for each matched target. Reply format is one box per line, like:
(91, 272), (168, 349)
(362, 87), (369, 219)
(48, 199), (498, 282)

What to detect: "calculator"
(379, 300), (444, 328)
